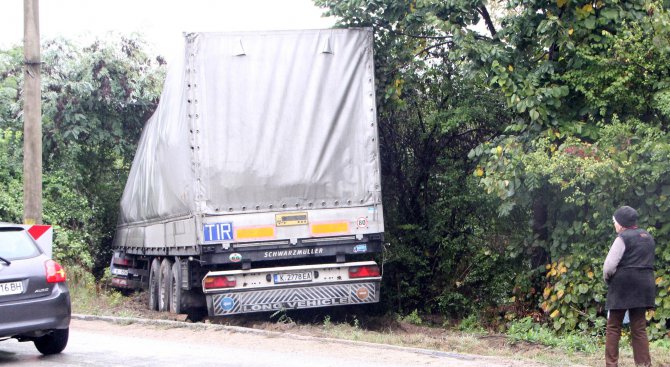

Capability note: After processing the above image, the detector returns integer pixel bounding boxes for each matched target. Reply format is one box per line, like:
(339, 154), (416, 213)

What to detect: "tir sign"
(203, 222), (233, 242)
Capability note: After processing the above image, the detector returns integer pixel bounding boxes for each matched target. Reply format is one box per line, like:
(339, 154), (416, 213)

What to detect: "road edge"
(72, 313), (499, 363)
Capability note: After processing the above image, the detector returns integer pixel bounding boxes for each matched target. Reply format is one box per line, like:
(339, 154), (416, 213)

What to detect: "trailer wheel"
(158, 258), (173, 312)
(170, 259), (184, 314)
(148, 258), (161, 311)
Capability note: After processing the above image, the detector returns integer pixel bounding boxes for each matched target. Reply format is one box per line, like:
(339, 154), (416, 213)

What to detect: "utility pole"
(23, 0), (42, 224)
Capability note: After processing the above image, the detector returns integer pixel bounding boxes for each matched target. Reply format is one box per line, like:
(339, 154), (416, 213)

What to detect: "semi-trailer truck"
(110, 28), (385, 316)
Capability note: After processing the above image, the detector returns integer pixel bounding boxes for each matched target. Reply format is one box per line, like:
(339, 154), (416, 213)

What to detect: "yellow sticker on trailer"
(311, 221), (350, 235)
(235, 226), (275, 240)
(275, 212), (308, 227)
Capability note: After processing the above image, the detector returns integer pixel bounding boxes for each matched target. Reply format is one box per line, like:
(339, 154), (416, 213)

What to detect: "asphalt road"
(0, 318), (538, 367)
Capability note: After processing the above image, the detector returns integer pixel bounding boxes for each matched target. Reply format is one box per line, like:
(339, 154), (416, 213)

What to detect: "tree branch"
(415, 40), (453, 57)
(548, 7), (566, 61)
(477, 6), (497, 38)
(413, 101), (427, 134)
(390, 30), (453, 40)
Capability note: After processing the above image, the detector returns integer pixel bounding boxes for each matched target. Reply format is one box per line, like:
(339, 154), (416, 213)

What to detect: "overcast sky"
(0, 0), (336, 60)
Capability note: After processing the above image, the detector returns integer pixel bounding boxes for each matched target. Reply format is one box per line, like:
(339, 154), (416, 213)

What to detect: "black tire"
(33, 328), (69, 355)
(148, 258), (161, 311)
(186, 307), (208, 322)
(158, 258), (173, 312)
(170, 259), (184, 314)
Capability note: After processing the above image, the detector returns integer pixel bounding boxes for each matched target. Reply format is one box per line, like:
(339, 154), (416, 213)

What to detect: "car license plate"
(0, 281), (23, 296)
(112, 268), (129, 276)
(273, 271), (313, 284)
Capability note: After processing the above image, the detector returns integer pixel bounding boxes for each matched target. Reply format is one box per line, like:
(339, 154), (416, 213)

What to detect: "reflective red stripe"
(27, 225), (51, 240)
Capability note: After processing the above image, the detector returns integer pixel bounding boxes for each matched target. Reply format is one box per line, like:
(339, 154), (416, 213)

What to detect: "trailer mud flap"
(207, 282), (379, 316)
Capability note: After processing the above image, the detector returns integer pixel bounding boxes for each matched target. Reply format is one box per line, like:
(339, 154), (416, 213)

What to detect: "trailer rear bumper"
(206, 281), (380, 315)
(203, 261), (381, 316)
(110, 277), (144, 290)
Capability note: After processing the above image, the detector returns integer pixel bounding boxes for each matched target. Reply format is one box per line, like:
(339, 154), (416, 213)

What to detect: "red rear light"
(204, 275), (237, 289)
(45, 260), (67, 283)
(112, 257), (131, 266)
(348, 265), (380, 278)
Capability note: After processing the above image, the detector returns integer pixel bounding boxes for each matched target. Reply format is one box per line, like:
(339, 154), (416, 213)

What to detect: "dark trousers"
(606, 308), (651, 367)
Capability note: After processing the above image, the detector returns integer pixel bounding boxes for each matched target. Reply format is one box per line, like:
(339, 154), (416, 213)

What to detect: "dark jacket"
(606, 228), (656, 310)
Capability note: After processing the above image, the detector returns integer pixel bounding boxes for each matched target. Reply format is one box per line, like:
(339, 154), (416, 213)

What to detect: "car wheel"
(148, 258), (161, 311)
(33, 328), (69, 355)
(158, 258), (173, 312)
(170, 259), (183, 314)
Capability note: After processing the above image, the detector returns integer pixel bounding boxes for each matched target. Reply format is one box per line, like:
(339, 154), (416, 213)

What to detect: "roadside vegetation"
(2, 0), (670, 364)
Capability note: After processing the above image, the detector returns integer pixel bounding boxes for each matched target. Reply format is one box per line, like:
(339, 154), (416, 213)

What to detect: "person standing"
(603, 206), (655, 367)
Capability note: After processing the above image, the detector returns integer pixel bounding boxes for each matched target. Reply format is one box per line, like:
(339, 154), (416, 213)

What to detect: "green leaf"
(600, 8), (619, 20)
(578, 284), (589, 294)
(517, 101), (528, 113)
(583, 17), (596, 30)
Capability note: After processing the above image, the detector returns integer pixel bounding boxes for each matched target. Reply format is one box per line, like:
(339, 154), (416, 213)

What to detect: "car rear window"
(0, 228), (41, 260)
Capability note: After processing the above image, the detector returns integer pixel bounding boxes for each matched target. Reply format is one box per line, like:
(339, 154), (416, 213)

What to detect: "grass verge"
(67, 265), (144, 318)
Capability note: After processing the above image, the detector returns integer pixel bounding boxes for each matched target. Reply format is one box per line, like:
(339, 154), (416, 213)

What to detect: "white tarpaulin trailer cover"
(118, 28), (382, 225)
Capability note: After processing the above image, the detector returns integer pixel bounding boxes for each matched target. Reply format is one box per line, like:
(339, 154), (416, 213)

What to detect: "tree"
(315, 0), (670, 338)
(470, 2), (670, 335)
(0, 35), (165, 273)
(315, 0), (519, 317)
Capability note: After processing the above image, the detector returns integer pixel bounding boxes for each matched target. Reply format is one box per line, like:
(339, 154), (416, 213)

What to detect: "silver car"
(0, 223), (71, 354)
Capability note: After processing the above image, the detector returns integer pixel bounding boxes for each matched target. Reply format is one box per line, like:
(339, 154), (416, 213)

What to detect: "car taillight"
(348, 265), (380, 278)
(204, 275), (236, 289)
(45, 260), (67, 283)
